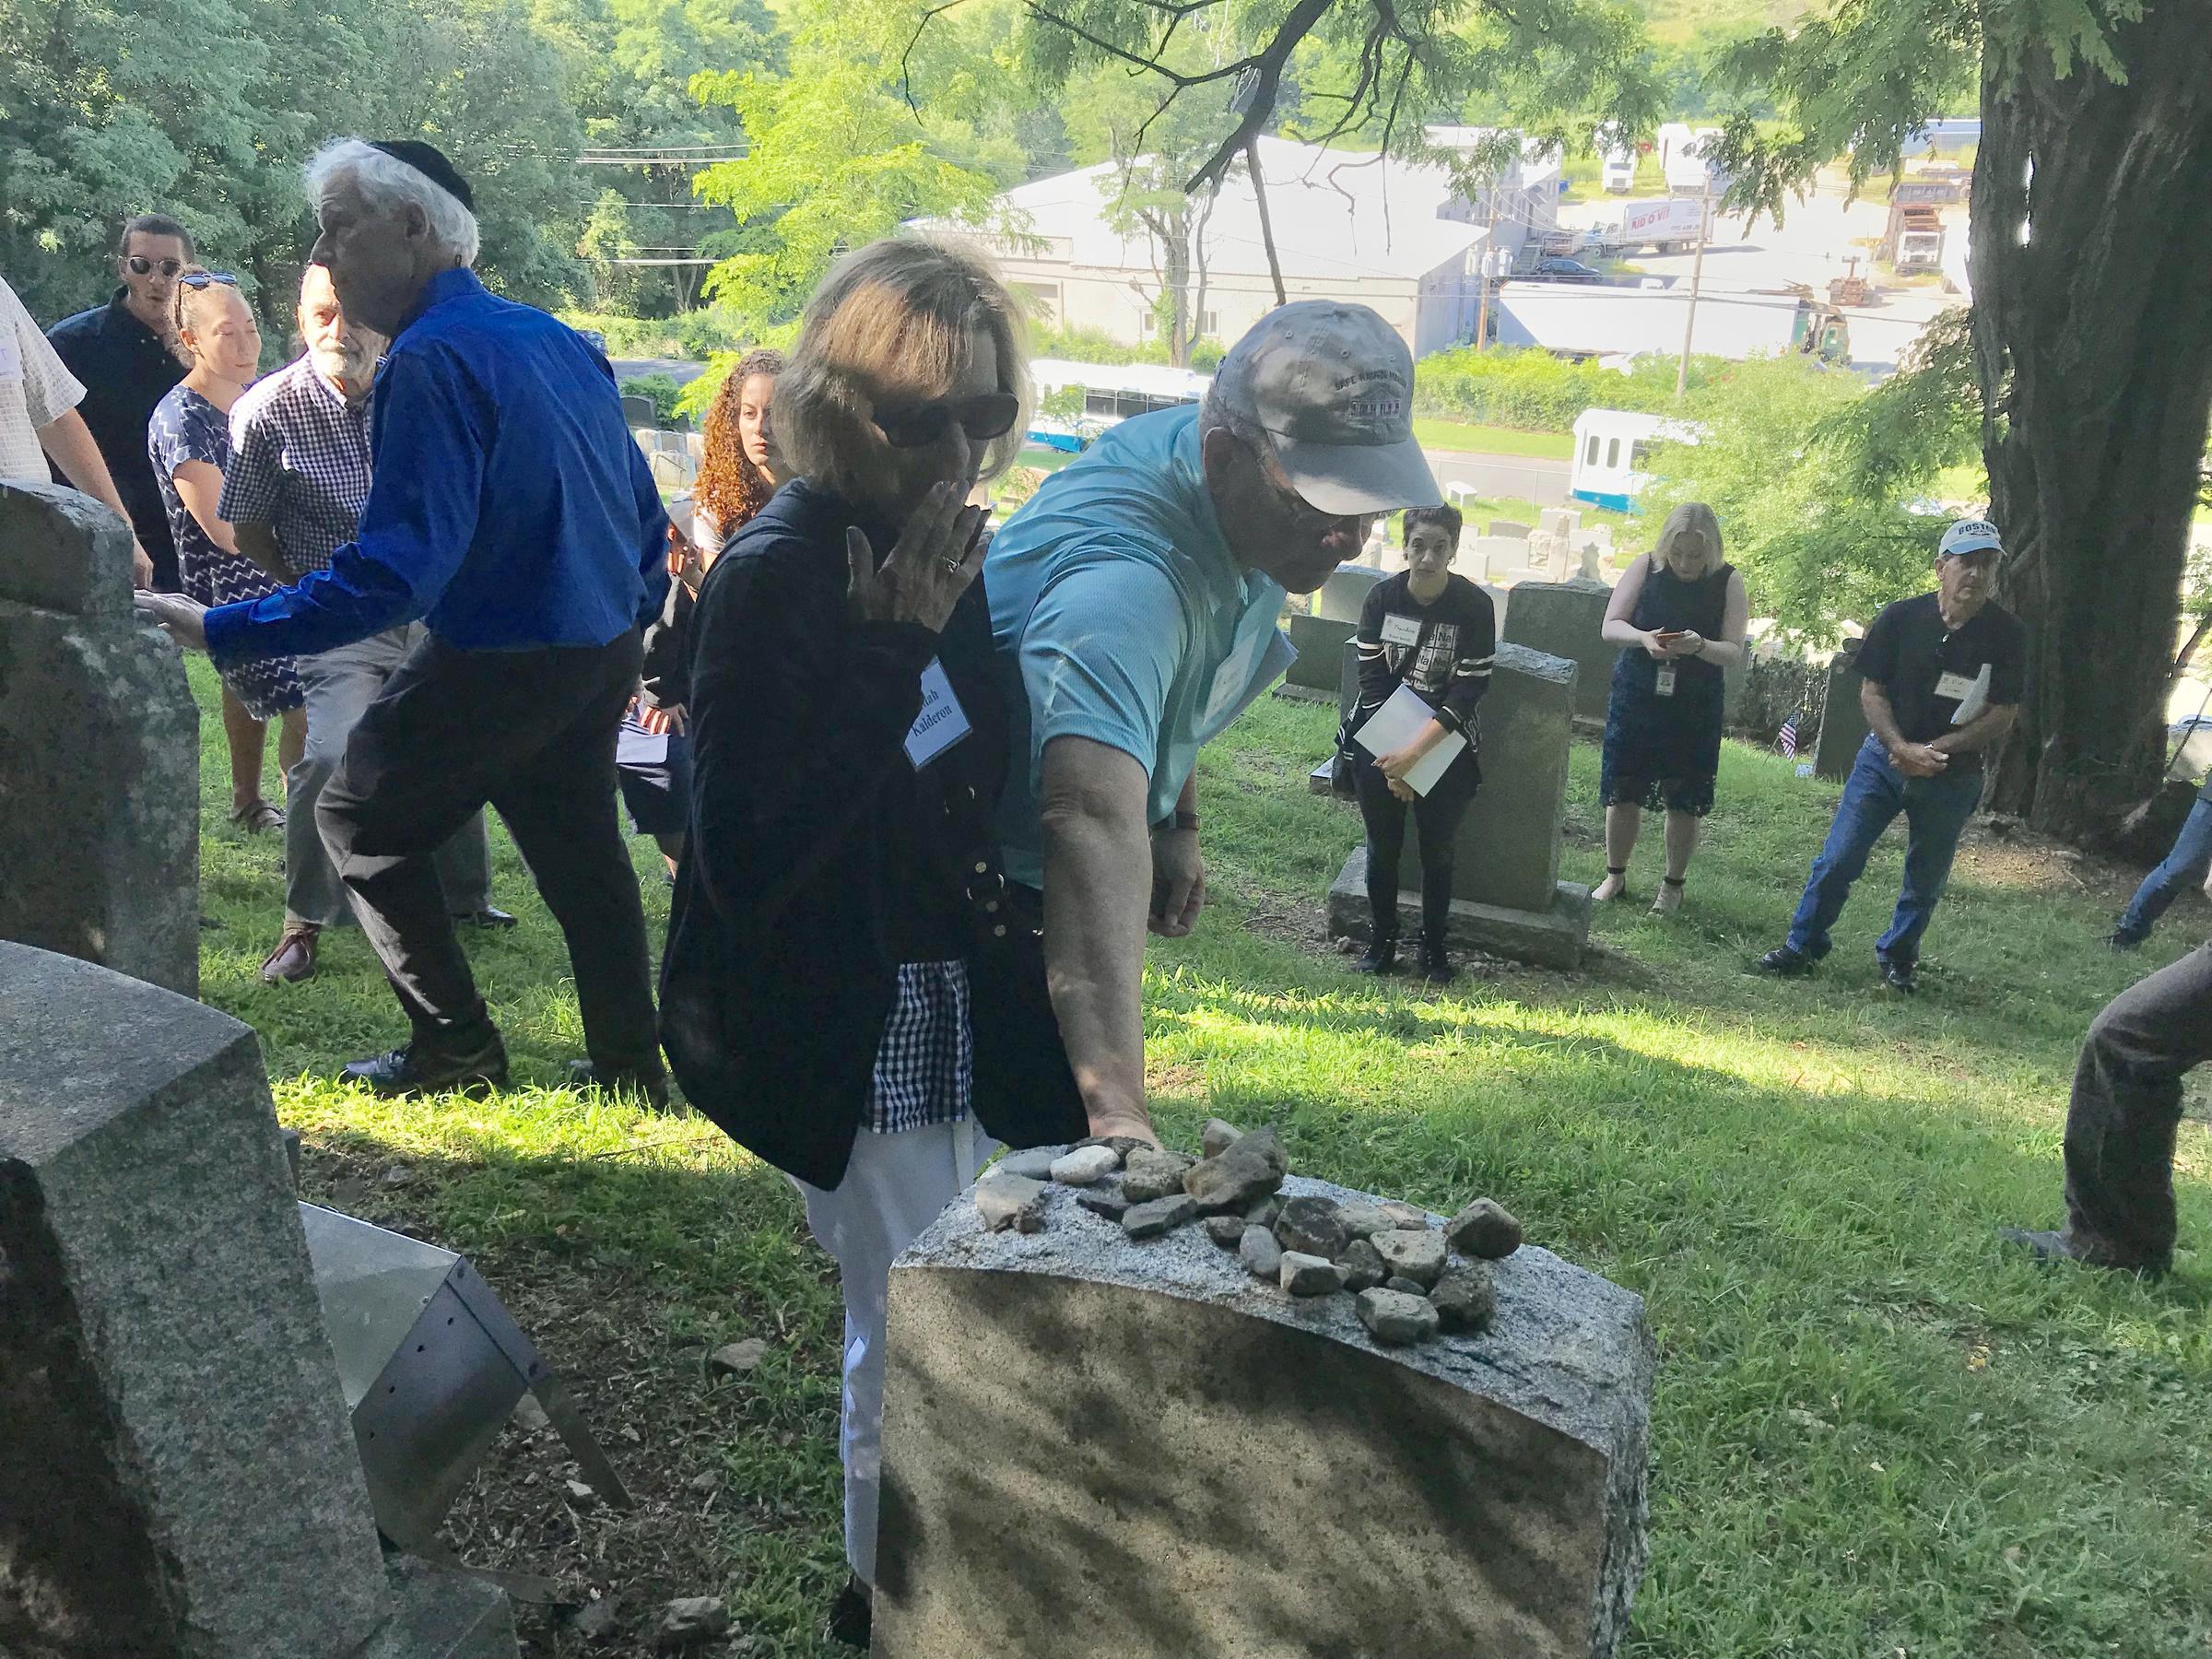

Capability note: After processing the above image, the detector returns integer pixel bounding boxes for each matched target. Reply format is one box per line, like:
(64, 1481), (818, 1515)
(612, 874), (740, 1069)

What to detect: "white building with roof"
(966, 134), (1559, 359)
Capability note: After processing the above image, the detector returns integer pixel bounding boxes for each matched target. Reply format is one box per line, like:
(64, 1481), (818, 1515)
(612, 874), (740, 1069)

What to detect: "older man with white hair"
(140, 139), (670, 1100)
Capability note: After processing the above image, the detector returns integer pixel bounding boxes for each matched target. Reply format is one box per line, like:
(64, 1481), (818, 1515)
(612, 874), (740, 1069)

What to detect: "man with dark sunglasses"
(46, 213), (193, 590)
(985, 301), (1443, 1147)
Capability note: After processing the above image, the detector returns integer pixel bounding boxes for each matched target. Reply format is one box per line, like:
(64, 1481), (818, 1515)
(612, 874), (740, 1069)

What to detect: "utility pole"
(1473, 177), (1503, 351)
(1676, 175), (1712, 398)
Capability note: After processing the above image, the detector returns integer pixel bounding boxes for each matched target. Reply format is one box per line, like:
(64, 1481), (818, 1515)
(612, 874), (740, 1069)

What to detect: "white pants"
(795, 1117), (998, 1583)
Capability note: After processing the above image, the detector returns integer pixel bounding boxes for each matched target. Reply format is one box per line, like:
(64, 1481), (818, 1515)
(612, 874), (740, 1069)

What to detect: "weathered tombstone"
(1315, 562), (1386, 625)
(0, 942), (517, 1657)
(874, 1172), (1653, 1658)
(1526, 530), (1569, 582)
(1488, 519), (1532, 539)
(1278, 611), (1356, 697)
(1814, 638), (1870, 780)
(1500, 577), (1616, 727)
(1463, 535), (1530, 582)
(1327, 644), (1592, 968)
(1538, 506), (1582, 540)
(619, 392), (655, 428)
(0, 483), (197, 996)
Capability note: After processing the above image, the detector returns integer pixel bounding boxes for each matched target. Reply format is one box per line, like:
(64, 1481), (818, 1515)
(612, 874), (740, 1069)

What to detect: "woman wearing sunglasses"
(659, 237), (1085, 1648)
(147, 269), (306, 833)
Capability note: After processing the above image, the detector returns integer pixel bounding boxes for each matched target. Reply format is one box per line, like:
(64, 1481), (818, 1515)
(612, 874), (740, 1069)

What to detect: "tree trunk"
(1162, 207), (1193, 368)
(1973, 1), (2212, 837)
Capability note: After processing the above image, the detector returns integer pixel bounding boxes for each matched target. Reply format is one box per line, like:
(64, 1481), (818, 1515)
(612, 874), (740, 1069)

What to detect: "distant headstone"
(619, 393), (656, 427)
(1280, 612), (1357, 696)
(874, 1172), (1653, 1659)
(1316, 564), (1386, 625)
(1462, 535), (1530, 582)
(1487, 519), (1532, 540)
(0, 483), (197, 995)
(1500, 577), (1616, 727)
(1814, 639), (1870, 780)
(1537, 506), (1583, 541)
(0, 943), (517, 1657)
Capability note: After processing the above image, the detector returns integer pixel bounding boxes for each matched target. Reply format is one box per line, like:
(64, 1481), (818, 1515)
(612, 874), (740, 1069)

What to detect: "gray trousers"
(2064, 938), (2212, 1270)
(287, 625), (491, 929)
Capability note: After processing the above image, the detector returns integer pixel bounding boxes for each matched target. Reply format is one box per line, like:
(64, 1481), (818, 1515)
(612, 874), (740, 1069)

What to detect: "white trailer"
(1494, 283), (1830, 361)
(1600, 147), (1637, 193)
(1573, 195), (1708, 255)
(1664, 128), (1724, 194)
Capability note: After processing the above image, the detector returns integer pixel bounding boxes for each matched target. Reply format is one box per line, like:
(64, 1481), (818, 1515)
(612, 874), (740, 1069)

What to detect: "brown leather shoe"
(260, 925), (319, 984)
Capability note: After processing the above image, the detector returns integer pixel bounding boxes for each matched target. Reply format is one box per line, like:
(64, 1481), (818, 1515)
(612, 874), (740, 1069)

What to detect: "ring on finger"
(942, 555), (962, 573)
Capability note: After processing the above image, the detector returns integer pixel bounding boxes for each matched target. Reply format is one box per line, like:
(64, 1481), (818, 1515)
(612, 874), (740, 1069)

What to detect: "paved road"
(1425, 448), (1572, 509)
(611, 356), (710, 388)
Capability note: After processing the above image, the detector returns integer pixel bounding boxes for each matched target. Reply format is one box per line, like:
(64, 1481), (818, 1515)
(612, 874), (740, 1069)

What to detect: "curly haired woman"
(622, 348), (785, 875)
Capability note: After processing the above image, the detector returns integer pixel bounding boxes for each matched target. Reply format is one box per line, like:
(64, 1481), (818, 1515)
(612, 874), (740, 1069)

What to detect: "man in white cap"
(1760, 517), (2026, 993)
(987, 301), (1442, 1146)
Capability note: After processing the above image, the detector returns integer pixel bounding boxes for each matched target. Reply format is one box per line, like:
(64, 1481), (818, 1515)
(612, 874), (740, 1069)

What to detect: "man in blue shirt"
(987, 301), (1441, 1147)
(140, 139), (670, 1100)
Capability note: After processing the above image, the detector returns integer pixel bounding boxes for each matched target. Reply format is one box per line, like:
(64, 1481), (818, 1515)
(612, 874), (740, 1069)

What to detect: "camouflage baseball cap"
(1210, 301), (1442, 516)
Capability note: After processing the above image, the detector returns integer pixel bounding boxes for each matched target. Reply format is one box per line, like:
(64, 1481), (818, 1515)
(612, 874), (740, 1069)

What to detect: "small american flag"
(1779, 716), (1799, 759)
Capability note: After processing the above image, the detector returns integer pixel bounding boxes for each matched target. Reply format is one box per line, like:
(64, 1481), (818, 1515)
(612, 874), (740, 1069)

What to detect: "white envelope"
(1353, 683), (1467, 796)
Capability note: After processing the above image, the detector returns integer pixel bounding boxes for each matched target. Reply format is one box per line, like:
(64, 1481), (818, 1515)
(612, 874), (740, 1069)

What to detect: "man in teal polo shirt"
(989, 302), (1441, 1147)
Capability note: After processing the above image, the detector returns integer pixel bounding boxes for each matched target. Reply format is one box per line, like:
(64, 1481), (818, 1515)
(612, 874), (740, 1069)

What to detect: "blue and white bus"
(1570, 407), (1700, 512)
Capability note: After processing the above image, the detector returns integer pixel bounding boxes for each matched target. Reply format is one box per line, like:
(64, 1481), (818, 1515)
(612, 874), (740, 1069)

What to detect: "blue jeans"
(2114, 796), (2212, 943)
(1786, 733), (1983, 966)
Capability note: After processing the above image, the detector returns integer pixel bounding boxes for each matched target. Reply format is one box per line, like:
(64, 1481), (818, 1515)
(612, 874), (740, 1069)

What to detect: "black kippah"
(366, 140), (476, 214)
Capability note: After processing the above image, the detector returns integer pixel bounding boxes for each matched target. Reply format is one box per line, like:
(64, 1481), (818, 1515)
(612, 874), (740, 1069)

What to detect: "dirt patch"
(1951, 819), (2140, 906)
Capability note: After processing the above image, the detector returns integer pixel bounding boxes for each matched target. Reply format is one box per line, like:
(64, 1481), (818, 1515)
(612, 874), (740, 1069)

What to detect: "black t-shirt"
(1855, 591), (2027, 772)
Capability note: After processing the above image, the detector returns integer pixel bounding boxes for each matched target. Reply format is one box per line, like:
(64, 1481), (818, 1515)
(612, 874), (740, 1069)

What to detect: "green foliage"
(558, 304), (755, 358)
(1411, 345), (1719, 429)
(1038, 385), (1085, 419)
(1641, 349), (1980, 640)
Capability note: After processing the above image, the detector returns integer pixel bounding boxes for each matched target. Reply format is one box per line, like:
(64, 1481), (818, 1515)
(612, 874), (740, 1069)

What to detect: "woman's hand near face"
(845, 480), (986, 634)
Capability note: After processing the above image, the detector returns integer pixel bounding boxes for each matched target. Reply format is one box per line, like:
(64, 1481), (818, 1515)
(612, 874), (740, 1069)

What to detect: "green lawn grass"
(190, 657), (2212, 1657)
(1412, 418), (1576, 460)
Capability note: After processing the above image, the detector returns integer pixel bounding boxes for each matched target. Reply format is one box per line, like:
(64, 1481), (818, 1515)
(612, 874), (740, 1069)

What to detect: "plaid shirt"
(864, 960), (972, 1135)
(219, 353), (372, 579)
(0, 275), (83, 484)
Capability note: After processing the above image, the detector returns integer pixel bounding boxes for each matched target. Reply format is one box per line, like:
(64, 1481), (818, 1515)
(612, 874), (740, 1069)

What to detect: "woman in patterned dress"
(147, 269), (304, 832)
(1594, 501), (1747, 912)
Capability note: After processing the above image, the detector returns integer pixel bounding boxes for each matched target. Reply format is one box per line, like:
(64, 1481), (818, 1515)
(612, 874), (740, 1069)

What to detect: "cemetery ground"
(182, 660), (2212, 1659)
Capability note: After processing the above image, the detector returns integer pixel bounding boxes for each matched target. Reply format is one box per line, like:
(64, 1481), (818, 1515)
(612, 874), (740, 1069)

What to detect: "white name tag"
(1654, 665), (1677, 698)
(1935, 669), (1980, 701)
(904, 658), (971, 770)
(1380, 612), (1422, 647)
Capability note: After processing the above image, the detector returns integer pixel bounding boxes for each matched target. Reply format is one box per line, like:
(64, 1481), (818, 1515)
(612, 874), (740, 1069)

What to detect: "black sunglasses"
(126, 255), (184, 277)
(875, 392), (1020, 451)
(179, 270), (241, 291)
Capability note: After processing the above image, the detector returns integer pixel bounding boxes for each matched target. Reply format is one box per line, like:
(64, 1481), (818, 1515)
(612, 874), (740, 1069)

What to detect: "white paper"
(904, 659), (971, 769)
(1353, 683), (1467, 796)
(1945, 664), (1992, 724)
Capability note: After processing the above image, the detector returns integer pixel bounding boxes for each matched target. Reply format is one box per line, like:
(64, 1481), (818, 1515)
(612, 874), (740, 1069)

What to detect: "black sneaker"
(1878, 958), (1919, 994)
(1420, 947), (1456, 985)
(568, 1059), (671, 1110)
(452, 906), (520, 930)
(2103, 928), (2144, 952)
(1998, 1225), (2167, 1279)
(828, 1574), (871, 1648)
(342, 1033), (508, 1097)
(1355, 939), (1398, 975)
(1756, 944), (1813, 977)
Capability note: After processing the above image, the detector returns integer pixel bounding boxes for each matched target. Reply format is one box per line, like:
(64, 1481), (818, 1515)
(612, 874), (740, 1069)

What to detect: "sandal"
(1593, 865), (1630, 902)
(229, 797), (286, 835)
(1650, 876), (1685, 915)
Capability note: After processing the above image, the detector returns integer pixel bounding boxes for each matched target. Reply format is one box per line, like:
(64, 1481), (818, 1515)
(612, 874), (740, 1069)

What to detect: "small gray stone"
(1337, 1236), (1386, 1292)
(574, 1594), (620, 1641)
(1074, 1135), (1147, 1162)
(1049, 1145), (1121, 1186)
(1335, 1203), (1396, 1241)
(565, 1477), (599, 1508)
(1199, 1117), (1245, 1158)
(1279, 1252), (1344, 1296)
(1122, 1147), (1194, 1204)
(1181, 1125), (1288, 1211)
(1245, 1194), (1284, 1230)
(1203, 1214), (1247, 1248)
(688, 1469), (723, 1493)
(1356, 1288), (1441, 1346)
(711, 1337), (770, 1376)
(1380, 1200), (1432, 1230)
(1239, 1224), (1283, 1280)
(1122, 1194), (1200, 1239)
(512, 1392), (552, 1433)
(1076, 1186), (1131, 1221)
(1371, 1228), (1447, 1288)
(974, 1172), (1047, 1233)
(993, 1147), (1061, 1182)
(1431, 1260), (1499, 1334)
(1445, 1197), (1524, 1260)
(1383, 1276), (1426, 1296)
(655, 1594), (731, 1650)
(1276, 1194), (1349, 1262)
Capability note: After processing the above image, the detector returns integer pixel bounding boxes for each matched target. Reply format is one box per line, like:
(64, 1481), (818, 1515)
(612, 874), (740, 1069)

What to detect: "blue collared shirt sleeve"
(1017, 552), (1189, 783)
(205, 342), (487, 664)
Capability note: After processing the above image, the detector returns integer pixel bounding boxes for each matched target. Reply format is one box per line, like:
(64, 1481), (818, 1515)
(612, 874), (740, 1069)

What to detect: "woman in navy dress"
(1594, 502), (1747, 913)
(148, 269), (304, 832)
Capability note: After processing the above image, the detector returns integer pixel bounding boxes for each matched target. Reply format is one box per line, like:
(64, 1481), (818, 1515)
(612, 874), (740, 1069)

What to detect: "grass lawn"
(1413, 418), (1576, 461)
(191, 658), (2211, 1657)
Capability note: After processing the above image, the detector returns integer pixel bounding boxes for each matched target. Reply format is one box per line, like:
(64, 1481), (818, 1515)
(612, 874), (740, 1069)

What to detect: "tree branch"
(1245, 137), (1286, 307)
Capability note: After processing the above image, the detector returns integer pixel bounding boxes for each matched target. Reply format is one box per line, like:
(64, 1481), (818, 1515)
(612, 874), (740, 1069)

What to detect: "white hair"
(303, 137), (480, 267)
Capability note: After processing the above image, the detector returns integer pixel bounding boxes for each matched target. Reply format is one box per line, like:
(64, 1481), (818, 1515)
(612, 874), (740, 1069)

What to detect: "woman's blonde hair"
(1652, 501), (1724, 576)
(170, 267), (242, 365)
(774, 237), (1030, 503)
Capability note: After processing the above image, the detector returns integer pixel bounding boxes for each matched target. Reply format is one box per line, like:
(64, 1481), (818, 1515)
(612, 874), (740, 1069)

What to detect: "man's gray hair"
(303, 138), (480, 268)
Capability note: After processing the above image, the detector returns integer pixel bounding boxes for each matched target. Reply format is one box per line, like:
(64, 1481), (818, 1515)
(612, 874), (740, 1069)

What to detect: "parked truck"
(1555, 194), (1710, 258)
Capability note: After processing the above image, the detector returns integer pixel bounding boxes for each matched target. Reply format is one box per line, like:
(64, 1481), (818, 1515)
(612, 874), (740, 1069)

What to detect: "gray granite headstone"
(1814, 639), (1870, 780)
(875, 1171), (1653, 1658)
(1281, 612), (1357, 694)
(1315, 563), (1386, 624)
(0, 942), (515, 1657)
(0, 483), (198, 995)
(1499, 577), (1615, 726)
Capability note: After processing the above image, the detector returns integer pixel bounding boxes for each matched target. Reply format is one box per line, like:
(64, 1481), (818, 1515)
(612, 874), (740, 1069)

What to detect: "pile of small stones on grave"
(971, 1119), (1522, 1347)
